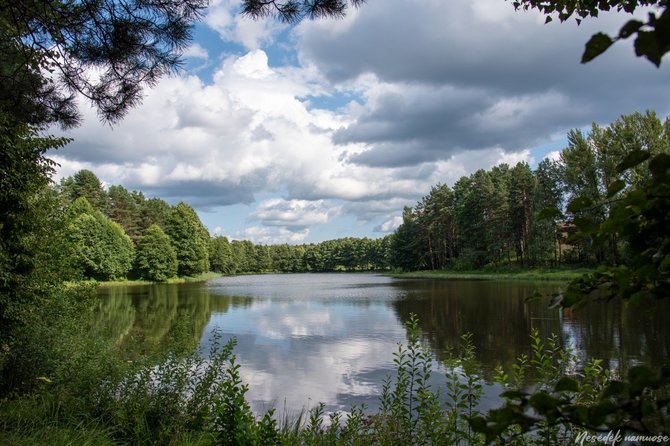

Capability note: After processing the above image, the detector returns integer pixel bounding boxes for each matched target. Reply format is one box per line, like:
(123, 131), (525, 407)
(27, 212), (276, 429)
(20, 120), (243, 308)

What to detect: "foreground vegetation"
(5, 312), (662, 446)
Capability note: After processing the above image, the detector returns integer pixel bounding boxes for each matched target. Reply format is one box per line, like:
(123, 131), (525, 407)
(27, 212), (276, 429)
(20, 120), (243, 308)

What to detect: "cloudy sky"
(51, 0), (670, 244)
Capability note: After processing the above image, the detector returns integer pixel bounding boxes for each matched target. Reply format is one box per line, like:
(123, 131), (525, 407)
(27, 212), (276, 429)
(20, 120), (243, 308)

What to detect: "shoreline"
(387, 268), (591, 282)
(80, 272), (223, 287)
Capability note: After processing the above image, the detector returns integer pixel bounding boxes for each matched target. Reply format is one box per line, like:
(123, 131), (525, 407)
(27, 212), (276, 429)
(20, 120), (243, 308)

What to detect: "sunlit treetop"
(241, 0), (365, 23)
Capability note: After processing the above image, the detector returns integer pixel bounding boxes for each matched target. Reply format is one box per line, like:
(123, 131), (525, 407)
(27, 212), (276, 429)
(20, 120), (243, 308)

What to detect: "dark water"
(94, 273), (670, 414)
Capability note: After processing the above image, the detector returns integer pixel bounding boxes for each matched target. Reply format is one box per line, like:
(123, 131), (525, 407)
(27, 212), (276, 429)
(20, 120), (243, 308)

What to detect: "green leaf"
(554, 377), (579, 392)
(573, 216), (599, 235)
(582, 32), (615, 63)
(529, 392), (560, 413)
(606, 179), (626, 198)
(616, 150), (651, 172)
(649, 153), (670, 179)
(619, 20), (644, 39)
(567, 196), (593, 214)
(500, 390), (528, 400)
(469, 416), (488, 433)
(629, 365), (657, 395)
(635, 30), (662, 67)
(537, 207), (562, 220)
(588, 401), (617, 426)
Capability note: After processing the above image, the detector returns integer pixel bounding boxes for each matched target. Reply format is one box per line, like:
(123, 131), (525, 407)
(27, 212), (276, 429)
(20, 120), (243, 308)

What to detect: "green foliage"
(0, 282), (101, 396)
(0, 0), (208, 126)
(474, 350), (668, 444)
(394, 161), (561, 271)
(67, 199), (135, 281)
(166, 202), (210, 277)
(135, 224), (178, 281)
(59, 170), (109, 213)
(511, 0), (670, 65)
(218, 236), (391, 274)
(108, 185), (145, 242)
(241, 0), (365, 23)
(391, 207), (427, 271)
(2, 309), (655, 446)
(92, 329), (232, 444)
(0, 115), (73, 394)
(209, 236), (236, 274)
(559, 153), (669, 305)
(442, 332), (486, 445)
(391, 111), (670, 273)
(212, 350), (281, 446)
(140, 197), (172, 232)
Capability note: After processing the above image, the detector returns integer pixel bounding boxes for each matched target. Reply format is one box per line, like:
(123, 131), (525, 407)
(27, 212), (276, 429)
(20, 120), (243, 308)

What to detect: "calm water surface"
(95, 273), (670, 414)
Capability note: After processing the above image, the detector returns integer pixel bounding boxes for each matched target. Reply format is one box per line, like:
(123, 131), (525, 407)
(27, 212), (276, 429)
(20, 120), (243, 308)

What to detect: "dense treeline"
(54, 172), (393, 281)
(55, 111), (670, 279)
(212, 236), (392, 274)
(390, 111), (670, 271)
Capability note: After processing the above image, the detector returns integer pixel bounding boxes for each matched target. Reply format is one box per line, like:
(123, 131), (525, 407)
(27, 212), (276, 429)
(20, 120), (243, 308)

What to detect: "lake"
(94, 273), (670, 415)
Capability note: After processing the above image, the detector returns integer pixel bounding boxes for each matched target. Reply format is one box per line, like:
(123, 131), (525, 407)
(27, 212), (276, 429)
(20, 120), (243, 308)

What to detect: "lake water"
(94, 273), (670, 415)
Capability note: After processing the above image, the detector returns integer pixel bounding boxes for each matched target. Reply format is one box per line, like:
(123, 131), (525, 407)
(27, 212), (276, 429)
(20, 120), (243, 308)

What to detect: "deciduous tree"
(165, 202), (210, 276)
(68, 197), (135, 281)
(135, 224), (178, 281)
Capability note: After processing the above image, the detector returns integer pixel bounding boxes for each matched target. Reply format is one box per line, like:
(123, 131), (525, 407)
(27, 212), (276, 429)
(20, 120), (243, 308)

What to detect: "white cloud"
(250, 198), (339, 228)
(51, 0), (670, 243)
(545, 150), (562, 162)
(205, 0), (286, 49)
(376, 216), (403, 233)
(239, 226), (310, 245)
(184, 43), (209, 60)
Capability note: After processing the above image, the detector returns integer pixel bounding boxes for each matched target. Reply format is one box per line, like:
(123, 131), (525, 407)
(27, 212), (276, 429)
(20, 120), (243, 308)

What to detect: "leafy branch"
(510, 0), (670, 65)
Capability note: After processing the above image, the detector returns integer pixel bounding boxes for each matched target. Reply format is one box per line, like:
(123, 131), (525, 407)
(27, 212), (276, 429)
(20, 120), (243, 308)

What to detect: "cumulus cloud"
(50, 0), (670, 243)
(374, 216), (403, 233)
(296, 0), (670, 167)
(205, 0), (286, 49)
(184, 43), (209, 60)
(250, 198), (340, 228)
(238, 226), (311, 245)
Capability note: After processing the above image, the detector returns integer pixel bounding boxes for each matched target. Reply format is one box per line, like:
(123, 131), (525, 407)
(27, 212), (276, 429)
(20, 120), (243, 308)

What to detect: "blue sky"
(51, 0), (670, 244)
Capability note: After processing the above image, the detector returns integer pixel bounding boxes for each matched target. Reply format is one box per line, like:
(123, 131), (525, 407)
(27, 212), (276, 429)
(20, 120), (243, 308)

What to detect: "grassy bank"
(389, 267), (592, 282)
(77, 271), (223, 287)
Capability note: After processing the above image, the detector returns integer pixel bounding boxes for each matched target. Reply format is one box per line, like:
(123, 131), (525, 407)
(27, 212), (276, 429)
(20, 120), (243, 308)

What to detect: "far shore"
(388, 268), (591, 282)
(75, 268), (592, 288)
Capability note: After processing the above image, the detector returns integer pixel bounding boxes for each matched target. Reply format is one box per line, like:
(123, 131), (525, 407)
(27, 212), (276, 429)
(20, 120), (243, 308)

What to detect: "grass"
(389, 267), (592, 282)
(93, 271), (222, 287)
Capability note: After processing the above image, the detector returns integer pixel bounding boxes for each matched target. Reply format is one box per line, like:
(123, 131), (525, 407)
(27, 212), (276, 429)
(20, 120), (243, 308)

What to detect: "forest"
(392, 111), (670, 271)
(48, 110), (670, 284)
(50, 169), (393, 281)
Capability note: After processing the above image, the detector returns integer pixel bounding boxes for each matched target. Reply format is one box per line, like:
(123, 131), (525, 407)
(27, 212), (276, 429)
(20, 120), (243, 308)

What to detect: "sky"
(50, 0), (670, 245)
